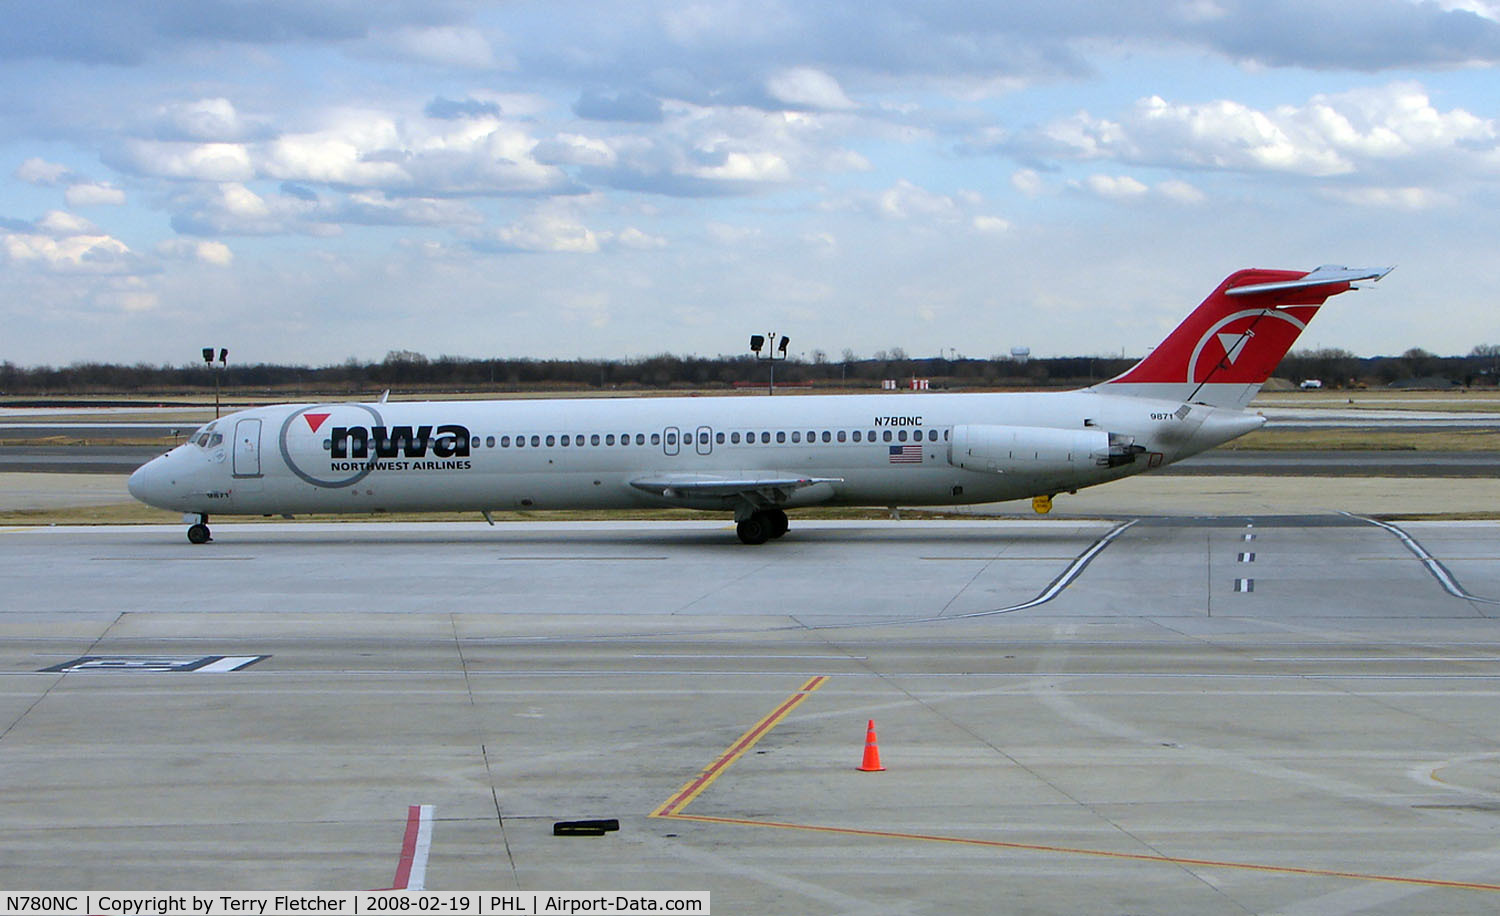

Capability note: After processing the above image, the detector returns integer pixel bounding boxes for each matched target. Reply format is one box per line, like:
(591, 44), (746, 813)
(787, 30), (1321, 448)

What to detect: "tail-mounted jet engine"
(947, 424), (1145, 473)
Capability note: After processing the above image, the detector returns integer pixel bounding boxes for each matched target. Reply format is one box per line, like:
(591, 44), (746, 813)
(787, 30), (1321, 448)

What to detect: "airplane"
(128, 265), (1392, 544)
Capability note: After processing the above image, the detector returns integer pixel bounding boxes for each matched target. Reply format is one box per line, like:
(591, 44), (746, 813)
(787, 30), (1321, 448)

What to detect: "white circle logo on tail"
(278, 403), (385, 488)
(1186, 309), (1306, 383)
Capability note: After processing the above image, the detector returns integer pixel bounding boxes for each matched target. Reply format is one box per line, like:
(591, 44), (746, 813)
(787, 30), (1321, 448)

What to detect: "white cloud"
(169, 182), (316, 236)
(15, 157), (72, 185)
(1017, 83), (1497, 187)
(478, 204), (602, 253)
(17, 159), (126, 207)
(536, 133), (619, 168)
(378, 26), (505, 70)
(972, 215), (1012, 233)
(1082, 174), (1150, 200)
(611, 227), (667, 250)
(765, 67), (857, 111)
(36, 210), (98, 236)
(156, 238), (234, 265)
(876, 179), (962, 220)
(118, 140), (256, 182)
(158, 98), (247, 141)
(96, 277), (159, 312)
(338, 191), (482, 228)
(705, 222), (762, 245)
(1010, 168), (1043, 196)
(65, 182), (126, 206)
(111, 104), (575, 199)
(3, 230), (133, 275)
(1156, 179), (1206, 204)
(1319, 185), (1451, 209)
(1432, 1), (1500, 23)
(261, 116), (406, 186)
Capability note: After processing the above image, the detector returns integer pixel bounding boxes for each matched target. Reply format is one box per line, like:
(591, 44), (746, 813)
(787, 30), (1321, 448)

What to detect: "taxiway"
(3, 517), (1500, 913)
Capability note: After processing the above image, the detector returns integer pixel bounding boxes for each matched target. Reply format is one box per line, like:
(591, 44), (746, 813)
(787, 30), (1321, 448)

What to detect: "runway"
(5, 518), (1500, 912)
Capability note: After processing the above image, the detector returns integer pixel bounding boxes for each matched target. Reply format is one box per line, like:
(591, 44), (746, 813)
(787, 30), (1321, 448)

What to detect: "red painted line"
(391, 804), (423, 890)
(652, 675), (827, 818)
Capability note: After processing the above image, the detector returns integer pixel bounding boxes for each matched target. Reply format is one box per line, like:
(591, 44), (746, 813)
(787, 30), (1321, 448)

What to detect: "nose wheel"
(187, 516), (212, 544)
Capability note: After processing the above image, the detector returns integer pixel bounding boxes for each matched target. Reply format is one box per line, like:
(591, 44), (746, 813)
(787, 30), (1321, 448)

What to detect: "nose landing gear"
(186, 514), (212, 544)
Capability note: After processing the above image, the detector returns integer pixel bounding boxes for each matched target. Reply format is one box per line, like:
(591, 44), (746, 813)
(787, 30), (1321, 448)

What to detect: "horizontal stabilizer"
(1226, 265), (1393, 297)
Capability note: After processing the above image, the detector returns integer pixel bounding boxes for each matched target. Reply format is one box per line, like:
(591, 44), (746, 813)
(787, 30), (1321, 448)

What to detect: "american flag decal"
(888, 444), (923, 464)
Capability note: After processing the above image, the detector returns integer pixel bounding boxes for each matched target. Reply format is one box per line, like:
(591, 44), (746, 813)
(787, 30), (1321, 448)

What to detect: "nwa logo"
(279, 404), (472, 489)
(330, 424), (470, 459)
(1186, 308), (1309, 383)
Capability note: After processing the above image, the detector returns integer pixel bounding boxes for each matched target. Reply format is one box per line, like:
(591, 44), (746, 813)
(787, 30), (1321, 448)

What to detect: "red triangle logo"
(304, 412), (331, 433)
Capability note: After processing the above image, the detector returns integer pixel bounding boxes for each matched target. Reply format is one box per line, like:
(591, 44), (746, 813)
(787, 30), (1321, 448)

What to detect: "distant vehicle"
(1300, 379), (1324, 389)
(130, 265), (1392, 544)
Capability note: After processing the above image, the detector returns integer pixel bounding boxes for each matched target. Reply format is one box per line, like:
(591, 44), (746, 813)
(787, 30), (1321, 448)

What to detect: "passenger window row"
(494, 432), (658, 448)
(476, 428), (948, 448)
(325, 427), (951, 451)
(726, 428), (945, 445)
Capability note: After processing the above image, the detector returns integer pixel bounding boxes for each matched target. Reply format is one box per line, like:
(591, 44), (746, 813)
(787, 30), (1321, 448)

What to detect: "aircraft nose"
(128, 455), (171, 508)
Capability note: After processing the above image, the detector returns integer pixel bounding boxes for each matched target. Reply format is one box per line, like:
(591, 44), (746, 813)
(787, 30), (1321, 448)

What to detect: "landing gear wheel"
(767, 509), (789, 539)
(736, 514), (771, 545)
(187, 523), (212, 544)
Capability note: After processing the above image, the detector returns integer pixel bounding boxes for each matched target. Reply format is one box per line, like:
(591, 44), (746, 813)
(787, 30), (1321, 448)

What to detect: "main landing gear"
(186, 514), (212, 544)
(736, 508), (789, 545)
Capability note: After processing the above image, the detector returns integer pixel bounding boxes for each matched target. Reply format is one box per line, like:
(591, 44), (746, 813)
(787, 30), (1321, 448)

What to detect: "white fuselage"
(128, 388), (1263, 518)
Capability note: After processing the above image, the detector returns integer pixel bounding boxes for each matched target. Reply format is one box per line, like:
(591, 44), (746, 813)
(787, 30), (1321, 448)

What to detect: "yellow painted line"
(651, 677), (1500, 894)
(663, 812), (1500, 893)
(650, 675), (827, 818)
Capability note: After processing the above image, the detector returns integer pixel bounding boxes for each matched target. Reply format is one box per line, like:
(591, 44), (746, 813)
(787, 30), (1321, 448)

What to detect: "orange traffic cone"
(858, 719), (886, 772)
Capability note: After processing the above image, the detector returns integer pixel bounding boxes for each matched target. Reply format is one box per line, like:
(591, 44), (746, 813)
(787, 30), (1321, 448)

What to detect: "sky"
(4, 0), (1500, 368)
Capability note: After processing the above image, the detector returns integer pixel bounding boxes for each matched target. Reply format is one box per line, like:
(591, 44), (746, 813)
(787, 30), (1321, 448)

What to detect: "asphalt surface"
(5, 517), (1500, 913)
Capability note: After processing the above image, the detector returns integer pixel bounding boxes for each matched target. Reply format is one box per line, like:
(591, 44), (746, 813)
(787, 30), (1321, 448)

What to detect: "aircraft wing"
(629, 474), (843, 504)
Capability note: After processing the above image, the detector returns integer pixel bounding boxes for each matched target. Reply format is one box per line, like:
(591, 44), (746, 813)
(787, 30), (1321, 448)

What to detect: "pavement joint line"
(660, 813), (1500, 894)
(650, 675), (828, 818)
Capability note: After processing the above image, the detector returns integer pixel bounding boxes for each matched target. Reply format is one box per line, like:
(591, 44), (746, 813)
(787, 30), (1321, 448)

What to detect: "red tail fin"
(1100, 265), (1391, 408)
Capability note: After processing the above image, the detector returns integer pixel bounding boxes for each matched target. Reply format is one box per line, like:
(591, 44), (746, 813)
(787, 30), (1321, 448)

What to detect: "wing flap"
(630, 475), (842, 501)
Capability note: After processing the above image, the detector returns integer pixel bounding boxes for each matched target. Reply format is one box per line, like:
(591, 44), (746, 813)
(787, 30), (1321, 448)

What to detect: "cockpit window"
(190, 425), (223, 449)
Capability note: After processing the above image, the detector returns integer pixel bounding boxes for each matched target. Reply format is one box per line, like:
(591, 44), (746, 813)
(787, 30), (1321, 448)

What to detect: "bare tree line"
(1, 346), (1497, 396)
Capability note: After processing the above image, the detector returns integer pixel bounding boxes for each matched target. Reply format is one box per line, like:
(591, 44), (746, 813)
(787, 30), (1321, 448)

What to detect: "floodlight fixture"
(749, 331), (790, 395)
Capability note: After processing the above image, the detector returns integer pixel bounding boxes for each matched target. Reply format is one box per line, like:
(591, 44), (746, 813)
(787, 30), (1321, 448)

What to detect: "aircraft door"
(233, 418), (263, 477)
(695, 425), (712, 455)
(663, 426), (680, 456)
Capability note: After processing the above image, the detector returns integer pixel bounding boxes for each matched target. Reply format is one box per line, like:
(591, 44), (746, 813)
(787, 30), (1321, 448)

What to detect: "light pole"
(750, 333), (790, 395)
(202, 347), (228, 418)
